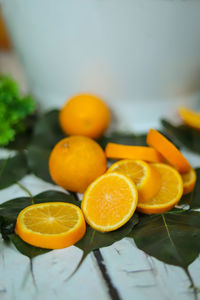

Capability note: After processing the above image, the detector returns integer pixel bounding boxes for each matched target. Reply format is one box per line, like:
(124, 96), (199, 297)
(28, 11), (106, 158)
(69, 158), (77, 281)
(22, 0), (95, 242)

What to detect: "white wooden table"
(0, 51), (200, 300)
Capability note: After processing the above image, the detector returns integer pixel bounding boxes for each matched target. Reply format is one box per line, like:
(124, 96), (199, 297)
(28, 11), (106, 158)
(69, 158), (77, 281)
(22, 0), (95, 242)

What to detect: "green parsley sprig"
(0, 75), (35, 146)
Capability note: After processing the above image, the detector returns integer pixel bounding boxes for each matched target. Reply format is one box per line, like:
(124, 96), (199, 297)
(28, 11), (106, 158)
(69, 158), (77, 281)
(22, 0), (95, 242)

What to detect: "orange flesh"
(84, 175), (135, 227)
(22, 205), (79, 234)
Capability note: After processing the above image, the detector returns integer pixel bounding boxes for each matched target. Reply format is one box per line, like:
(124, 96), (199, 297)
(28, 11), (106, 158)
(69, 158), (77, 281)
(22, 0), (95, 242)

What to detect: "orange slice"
(105, 143), (163, 162)
(178, 107), (200, 130)
(15, 202), (86, 249)
(147, 129), (191, 173)
(107, 159), (161, 202)
(181, 168), (197, 195)
(137, 163), (183, 214)
(81, 172), (138, 232)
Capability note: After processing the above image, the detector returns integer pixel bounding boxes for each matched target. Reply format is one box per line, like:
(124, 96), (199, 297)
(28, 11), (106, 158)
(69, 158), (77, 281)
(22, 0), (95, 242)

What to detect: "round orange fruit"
(49, 136), (107, 193)
(59, 94), (110, 139)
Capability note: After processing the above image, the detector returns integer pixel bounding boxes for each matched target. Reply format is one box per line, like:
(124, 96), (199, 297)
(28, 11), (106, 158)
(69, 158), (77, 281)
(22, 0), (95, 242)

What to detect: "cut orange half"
(178, 107), (200, 130)
(107, 159), (161, 202)
(181, 168), (197, 195)
(137, 163), (183, 214)
(15, 202), (86, 249)
(105, 143), (163, 163)
(147, 129), (191, 173)
(81, 172), (138, 232)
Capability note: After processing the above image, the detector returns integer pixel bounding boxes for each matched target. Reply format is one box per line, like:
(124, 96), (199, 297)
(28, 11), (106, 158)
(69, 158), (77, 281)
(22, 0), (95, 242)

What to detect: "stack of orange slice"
(103, 128), (196, 215)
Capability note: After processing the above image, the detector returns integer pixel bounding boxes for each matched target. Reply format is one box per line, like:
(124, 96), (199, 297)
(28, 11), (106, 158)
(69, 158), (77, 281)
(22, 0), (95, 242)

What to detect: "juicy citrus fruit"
(147, 129), (191, 173)
(107, 159), (161, 202)
(59, 94), (110, 139)
(178, 107), (200, 130)
(181, 168), (197, 195)
(105, 143), (163, 162)
(49, 136), (107, 193)
(81, 172), (138, 232)
(15, 202), (86, 249)
(137, 163), (183, 214)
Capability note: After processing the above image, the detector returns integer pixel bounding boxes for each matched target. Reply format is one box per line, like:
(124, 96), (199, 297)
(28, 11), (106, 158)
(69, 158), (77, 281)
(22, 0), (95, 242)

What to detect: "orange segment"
(137, 163), (183, 214)
(147, 129), (191, 173)
(15, 202), (86, 249)
(105, 143), (163, 162)
(181, 168), (197, 195)
(107, 159), (161, 202)
(81, 172), (138, 232)
(178, 107), (200, 130)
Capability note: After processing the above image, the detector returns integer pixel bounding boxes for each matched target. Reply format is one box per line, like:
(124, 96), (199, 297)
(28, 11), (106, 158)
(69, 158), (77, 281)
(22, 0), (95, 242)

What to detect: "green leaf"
(0, 153), (28, 190)
(27, 110), (65, 183)
(161, 119), (200, 154)
(180, 168), (200, 209)
(129, 210), (200, 269)
(27, 145), (53, 184)
(98, 132), (147, 149)
(71, 214), (139, 277)
(9, 234), (49, 258)
(77, 214), (139, 253)
(29, 110), (65, 149)
(33, 190), (80, 206)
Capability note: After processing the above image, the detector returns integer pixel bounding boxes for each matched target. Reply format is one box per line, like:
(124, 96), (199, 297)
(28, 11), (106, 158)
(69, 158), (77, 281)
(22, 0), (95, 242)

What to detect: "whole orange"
(59, 94), (110, 139)
(49, 136), (107, 193)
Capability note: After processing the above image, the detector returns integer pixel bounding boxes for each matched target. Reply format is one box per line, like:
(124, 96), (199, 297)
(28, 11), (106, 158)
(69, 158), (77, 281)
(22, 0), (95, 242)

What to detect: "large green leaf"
(27, 145), (53, 183)
(129, 210), (200, 269)
(77, 214), (139, 253)
(162, 119), (200, 154)
(98, 132), (147, 149)
(29, 110), (65, 149)
(70, 214), (139, 277)
(180, 168), (200, 209)
(26, 110), (65, 183)
(33, 190), (80, 206)
(0, 153), (28, 190)
(9, 234), (49, 258)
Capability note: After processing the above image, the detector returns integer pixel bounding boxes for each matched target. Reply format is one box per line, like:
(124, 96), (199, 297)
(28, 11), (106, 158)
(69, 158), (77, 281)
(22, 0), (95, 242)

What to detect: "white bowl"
(2, 0), (200, 130)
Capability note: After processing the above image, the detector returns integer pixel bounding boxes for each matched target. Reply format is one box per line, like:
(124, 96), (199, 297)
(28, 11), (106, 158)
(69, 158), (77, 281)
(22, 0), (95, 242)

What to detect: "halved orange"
(107, 160), (161, 202)
(137, 163), (183, 214)
(147, 129), (191, 173)
(81, 172), (138, 232)
(178, 107), (200, 130)
(105, 143), (163, 162)
(181, 168), (197, 195)
(15, 202), (86, 249)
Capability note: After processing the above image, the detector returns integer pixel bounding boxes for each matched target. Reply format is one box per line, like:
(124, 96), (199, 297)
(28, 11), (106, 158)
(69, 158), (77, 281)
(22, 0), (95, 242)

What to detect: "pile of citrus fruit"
(14, 95), (198, 249)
